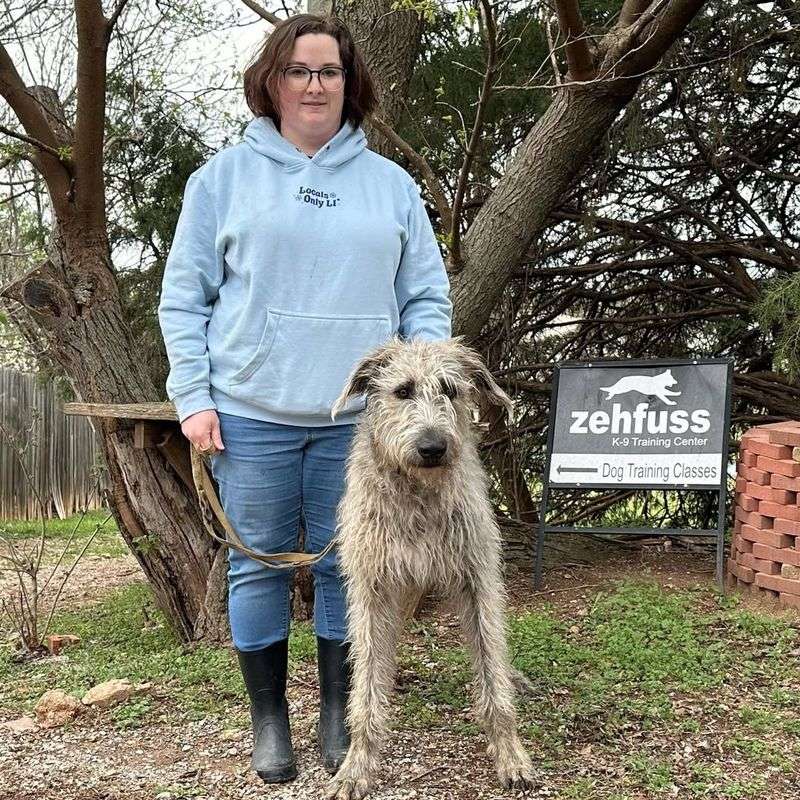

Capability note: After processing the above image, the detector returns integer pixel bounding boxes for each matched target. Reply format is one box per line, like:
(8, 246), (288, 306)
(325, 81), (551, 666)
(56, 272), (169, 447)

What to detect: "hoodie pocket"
(227, 307), (391, 416)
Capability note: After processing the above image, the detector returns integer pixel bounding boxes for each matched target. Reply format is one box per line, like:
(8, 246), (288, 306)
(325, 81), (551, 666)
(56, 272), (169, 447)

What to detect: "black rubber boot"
(317, 636), (352, 774)
(236, 640), (297, 783)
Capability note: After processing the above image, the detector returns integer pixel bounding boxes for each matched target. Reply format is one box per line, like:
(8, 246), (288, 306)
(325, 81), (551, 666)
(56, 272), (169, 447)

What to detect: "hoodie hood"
(243, 116), (367, 173)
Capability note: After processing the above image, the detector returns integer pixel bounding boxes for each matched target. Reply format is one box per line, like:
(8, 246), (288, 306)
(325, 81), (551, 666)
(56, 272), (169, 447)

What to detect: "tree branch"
(73, 0), (109, 229)
(545, 306), (737, 327)
(554, 0), (596, 81)
(239, 0), (283, 27)
(0, 124), (71, 165)
(449, 0), (497, 271)
(619, 0), (706, 77)
(732, 150), (800, 186)
(0, 44), (72, 216)
(105, 0), (133, 45)
(369, 116), (452, 232)
(619, 0), (652, 28)
(544, 11), (562, 85)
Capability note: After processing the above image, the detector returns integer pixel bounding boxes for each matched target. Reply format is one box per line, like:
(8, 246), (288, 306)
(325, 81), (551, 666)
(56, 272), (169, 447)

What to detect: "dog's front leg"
(455, 566), (535, 791)
(325, 581), (402, 800)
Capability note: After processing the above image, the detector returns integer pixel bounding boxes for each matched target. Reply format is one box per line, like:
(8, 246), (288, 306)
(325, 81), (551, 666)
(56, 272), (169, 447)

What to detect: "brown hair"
(243, 13), (378, 129)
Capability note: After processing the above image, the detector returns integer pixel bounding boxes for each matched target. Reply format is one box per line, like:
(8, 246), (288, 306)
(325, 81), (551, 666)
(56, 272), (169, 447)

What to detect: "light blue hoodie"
(158, 116), (452, 427)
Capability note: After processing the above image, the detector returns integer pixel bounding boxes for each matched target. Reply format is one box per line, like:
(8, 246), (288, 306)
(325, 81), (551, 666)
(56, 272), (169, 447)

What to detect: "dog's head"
(332, 336), (513, 478)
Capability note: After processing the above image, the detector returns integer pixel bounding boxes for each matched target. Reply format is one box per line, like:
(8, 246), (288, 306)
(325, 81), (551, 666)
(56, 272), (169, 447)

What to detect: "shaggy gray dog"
(325, 336), (535, 799)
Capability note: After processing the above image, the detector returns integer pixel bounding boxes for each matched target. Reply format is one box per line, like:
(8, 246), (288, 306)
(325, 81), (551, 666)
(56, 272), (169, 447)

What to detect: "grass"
(393, 581), (800, 796)
(1, 526), (798, 797)
(0, 508), (128, 559)
(0, 581), (318, 729)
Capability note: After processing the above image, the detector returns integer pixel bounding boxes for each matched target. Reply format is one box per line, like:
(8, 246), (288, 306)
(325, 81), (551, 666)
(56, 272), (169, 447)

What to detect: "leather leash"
(189, 443), (337, 569)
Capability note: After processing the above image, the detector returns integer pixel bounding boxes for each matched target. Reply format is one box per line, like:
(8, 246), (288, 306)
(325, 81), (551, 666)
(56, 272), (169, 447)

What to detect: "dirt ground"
(0, 546), (796, 800)
(0, 551), (146, 611)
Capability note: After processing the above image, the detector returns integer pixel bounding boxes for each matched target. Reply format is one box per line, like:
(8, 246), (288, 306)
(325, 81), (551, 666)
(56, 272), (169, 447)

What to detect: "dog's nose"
(417, 435), (447, 461)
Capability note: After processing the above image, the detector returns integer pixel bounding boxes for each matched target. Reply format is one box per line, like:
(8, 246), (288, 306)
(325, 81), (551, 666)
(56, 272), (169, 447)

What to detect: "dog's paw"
(496, 746), (536, 792)
(498, 762), (536, 791)
(325, 773), (373, 800)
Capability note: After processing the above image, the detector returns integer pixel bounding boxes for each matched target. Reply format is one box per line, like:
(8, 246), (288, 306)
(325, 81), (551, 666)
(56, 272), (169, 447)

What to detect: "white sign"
(547, 361), (730, 488)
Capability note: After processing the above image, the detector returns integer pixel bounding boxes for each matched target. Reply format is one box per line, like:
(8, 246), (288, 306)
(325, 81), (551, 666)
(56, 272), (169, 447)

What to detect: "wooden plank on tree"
(63, 402), (178, 421)
(134, 420), (175, 449)
(157, 430), (196, 493)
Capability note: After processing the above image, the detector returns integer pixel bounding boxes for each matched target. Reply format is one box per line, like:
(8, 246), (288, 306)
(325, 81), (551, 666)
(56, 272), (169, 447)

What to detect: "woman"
(157, 13), (452, 784)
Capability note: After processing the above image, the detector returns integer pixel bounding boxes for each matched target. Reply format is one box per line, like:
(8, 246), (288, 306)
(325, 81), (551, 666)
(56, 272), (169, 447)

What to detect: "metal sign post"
(534, 358), (733, 591)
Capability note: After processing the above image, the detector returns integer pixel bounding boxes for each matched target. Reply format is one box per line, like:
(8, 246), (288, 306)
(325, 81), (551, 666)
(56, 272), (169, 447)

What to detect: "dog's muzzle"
(416, 432), (448, 468)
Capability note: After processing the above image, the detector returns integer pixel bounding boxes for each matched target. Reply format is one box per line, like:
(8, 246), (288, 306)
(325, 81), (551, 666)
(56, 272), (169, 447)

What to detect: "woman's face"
(276, 33), (345, 139)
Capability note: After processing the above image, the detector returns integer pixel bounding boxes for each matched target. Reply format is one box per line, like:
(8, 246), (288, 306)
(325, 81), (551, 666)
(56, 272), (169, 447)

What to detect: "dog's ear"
(331, 338), (398, 421)
(451, 337), (514, 421)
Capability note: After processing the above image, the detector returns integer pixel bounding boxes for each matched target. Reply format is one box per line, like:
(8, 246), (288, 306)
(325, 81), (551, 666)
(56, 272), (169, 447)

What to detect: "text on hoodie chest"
(294, 184), (341, 209)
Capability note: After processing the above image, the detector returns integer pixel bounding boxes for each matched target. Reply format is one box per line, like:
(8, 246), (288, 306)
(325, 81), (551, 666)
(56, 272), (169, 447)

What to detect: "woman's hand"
(181, 409), (225, 453)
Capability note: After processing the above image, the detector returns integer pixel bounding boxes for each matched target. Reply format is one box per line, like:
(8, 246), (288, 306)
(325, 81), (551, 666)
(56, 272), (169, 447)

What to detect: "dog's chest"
(381, 507), (468, 588)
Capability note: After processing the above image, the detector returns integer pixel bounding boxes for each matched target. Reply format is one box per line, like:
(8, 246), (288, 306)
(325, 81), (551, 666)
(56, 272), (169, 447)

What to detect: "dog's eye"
(440, 380), (457, 400)
(394, 382), (414, 400)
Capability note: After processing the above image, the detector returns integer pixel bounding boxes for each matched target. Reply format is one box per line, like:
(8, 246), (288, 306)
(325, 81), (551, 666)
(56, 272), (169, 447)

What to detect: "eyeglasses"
(282, 66), (346, 91)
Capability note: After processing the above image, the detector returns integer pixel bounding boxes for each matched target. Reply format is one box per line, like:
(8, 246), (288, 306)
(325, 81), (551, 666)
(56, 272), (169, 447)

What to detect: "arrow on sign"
(557, 465), (598, 474)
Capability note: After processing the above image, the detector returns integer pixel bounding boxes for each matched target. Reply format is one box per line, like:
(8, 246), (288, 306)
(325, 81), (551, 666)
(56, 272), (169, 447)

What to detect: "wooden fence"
(0, 368), (106, 520)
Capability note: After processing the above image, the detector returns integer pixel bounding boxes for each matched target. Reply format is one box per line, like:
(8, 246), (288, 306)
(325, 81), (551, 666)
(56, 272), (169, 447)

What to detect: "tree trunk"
(452, 84), (636, 340)
(1, 224), (227, 643)
(336, 0), (424, 154)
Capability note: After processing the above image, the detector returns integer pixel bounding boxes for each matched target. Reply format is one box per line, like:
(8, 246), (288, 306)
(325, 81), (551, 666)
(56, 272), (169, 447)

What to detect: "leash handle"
(189, 443), (337, 569)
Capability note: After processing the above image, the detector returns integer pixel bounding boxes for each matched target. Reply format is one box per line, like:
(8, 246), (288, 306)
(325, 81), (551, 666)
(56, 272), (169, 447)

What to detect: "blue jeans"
(210, 412), (356, 651)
